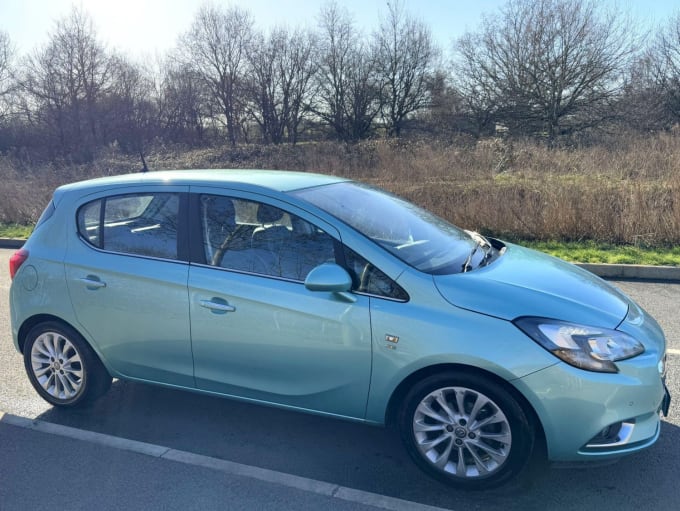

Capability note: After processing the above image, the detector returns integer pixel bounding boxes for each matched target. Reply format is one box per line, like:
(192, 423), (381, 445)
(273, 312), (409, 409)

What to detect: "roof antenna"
(140, 151), (149, 173)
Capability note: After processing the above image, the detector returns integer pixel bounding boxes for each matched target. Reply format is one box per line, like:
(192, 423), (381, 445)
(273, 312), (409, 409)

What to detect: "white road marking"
(667, 349), (680, 356)
(0, 411), (450, 511)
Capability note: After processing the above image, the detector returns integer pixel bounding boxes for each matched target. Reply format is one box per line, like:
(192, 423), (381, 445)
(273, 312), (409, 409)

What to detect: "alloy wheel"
(412, 386), (512, 478)
(30, 331), (84, 401)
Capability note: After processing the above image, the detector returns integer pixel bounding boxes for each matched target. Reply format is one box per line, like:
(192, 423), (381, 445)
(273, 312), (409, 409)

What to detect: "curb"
(0, 238), (24, 249)
(1, 238), (679, 282)
(575, 263), (680, 282)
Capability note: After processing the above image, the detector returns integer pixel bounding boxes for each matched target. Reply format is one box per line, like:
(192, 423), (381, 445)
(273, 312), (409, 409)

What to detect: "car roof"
(54, 169), (348, 199)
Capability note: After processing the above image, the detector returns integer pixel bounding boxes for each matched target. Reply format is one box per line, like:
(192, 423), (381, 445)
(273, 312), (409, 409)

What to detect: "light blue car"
(8, 170), (671, 489)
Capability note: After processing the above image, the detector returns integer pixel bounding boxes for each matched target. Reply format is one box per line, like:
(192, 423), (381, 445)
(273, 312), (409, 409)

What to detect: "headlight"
(514, 317), (645, 373)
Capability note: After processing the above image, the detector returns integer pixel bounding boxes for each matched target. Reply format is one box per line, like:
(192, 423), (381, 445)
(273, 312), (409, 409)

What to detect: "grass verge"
(0, 223), (33, 239)
(522, 241), (680, 266)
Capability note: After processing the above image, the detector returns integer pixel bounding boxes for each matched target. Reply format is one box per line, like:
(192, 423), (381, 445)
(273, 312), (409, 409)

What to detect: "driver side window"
(200, 194), (335, 281)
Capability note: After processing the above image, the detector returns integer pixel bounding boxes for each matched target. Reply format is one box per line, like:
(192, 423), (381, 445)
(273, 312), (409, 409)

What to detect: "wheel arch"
(19, 314), (114, 407)
(384, 363), (546, 452)
(18, 314), (94, 358)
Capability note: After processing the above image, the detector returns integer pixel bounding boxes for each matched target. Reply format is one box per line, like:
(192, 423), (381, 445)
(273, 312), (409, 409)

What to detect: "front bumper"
(513, 352), (668, 462)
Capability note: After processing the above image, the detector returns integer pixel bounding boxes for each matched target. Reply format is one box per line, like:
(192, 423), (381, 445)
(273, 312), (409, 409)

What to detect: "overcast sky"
(1, 0), (678, 60)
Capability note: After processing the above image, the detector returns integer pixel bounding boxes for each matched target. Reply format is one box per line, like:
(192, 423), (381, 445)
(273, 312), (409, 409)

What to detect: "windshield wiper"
(462, 241), (480, 272)
(462, 231), (493, 272)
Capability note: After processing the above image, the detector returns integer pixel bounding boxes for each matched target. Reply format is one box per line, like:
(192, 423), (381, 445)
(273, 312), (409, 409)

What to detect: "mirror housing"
(304, 263), (356, 302)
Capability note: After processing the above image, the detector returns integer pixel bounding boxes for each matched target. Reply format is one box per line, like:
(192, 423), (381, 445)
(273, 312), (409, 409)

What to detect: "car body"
(9, 169), (671, 489)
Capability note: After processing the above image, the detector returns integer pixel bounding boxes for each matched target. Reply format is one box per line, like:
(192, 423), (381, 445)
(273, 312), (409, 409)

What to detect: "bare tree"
(650, 12), (680, 125)
(455, 0), (638, 142)
(180, 4), (253, 146)
(0, 31), (15, 120)
(281, 28), (318, 144)
(157, 60), (211, 145)
(342, 45), (381, 140)
(246, 27), (317, 144)
(616, 53), (666, 132)
(419, 71), (471, 137)
(314, 1), (380, 141)
(18, 7), (113, 158)
(103, 56), (159, 154)
(452, 45), (500, 137)
(373, 0), (439, 137)
(245, 30), (282, 144)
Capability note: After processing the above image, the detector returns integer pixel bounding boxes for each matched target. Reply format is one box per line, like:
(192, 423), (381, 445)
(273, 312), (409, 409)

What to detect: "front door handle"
(199, 299), (236, 313)
(78, 276), (107, 289)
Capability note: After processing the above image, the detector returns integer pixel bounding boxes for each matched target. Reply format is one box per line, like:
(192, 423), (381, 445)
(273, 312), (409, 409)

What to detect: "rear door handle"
(78, 276), (107, 289)
(199, 299), (236, 313)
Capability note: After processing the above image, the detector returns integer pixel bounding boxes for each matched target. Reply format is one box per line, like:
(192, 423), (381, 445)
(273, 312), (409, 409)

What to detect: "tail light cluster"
(9, 249), (29, 280)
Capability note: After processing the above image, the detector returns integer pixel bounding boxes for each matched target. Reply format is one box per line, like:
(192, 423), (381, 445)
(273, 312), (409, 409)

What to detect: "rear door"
(65, 187), (194, 387)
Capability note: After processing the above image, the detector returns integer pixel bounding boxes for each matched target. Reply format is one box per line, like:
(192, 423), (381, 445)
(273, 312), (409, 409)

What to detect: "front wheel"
(398, 371), (535, 490)
(23, 322), (112, 407)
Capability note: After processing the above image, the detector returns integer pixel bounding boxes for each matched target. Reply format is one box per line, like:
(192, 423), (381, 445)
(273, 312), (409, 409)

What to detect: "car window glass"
(77, 193), (179, 260)
(292, 182), (476, 275)
(343, 246), (408, 301)
(104, 195), (154, 222)
(77, 200), (101, 246)
(200, 194), (335, 281)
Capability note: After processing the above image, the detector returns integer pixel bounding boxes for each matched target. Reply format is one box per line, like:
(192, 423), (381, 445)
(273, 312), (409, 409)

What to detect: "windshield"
(291, 181), (480, 275)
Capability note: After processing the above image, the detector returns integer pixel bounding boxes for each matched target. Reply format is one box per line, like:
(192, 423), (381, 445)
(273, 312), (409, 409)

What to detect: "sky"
(1, 0), (679, 60)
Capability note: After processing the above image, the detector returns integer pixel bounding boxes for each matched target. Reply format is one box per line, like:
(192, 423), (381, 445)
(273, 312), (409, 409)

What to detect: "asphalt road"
(0, 419), (391, 511)
(1, 248), (679, 510)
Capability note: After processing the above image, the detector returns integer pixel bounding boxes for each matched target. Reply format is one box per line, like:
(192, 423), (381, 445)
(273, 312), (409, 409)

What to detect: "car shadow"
(35, 380), (678, 510)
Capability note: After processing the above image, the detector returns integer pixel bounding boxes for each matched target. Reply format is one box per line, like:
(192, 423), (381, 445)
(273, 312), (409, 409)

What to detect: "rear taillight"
(9, 249), (29, 280)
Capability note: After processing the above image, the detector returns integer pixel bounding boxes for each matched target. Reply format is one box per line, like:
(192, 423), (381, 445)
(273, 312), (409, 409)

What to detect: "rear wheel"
(398, 371), (535, 490)
(23, 322), (112, 407)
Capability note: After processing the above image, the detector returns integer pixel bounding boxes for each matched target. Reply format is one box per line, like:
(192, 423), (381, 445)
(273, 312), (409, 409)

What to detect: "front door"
(188, 193), (372, 419)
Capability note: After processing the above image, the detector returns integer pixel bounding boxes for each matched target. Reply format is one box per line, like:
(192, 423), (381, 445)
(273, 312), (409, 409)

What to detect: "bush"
(2, 133), (679, 248)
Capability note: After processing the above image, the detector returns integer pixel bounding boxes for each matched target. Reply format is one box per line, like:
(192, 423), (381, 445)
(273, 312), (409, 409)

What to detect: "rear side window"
(77, 193), (180, 260)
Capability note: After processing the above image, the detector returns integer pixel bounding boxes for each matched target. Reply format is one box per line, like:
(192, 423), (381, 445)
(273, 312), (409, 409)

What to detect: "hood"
(433, 243), (631, 328)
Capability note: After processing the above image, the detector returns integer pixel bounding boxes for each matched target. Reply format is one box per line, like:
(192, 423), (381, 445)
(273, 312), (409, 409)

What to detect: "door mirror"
(304, 263), (355, 302)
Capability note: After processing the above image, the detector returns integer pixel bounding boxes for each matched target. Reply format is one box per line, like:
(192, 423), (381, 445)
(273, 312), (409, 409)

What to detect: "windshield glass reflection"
(292, 182), (476, 275)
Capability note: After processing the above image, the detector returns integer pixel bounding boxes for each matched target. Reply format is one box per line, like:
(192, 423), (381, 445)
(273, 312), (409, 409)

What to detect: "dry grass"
(1, 132), (679, 246)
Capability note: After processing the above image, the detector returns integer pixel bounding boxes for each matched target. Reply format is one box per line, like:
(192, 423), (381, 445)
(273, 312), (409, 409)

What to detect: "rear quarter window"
(77, 193), (179, 260)
(35, 200), (56, 229)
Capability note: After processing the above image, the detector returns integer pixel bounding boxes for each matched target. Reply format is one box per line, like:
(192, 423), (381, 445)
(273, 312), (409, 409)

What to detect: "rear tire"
(23, 322), (112, 407)
(398, 371), (535, 490)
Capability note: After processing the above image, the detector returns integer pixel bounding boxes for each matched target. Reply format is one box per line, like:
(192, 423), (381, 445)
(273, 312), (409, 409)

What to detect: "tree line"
(1, 0), (680, 162)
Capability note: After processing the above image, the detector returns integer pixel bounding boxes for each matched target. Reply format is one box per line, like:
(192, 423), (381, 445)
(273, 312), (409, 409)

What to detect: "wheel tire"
(23, 322), (112, 407)
(398, 371), (535, 490)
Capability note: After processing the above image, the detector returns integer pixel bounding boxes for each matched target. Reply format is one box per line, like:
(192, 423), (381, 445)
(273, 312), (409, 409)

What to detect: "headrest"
(257, 204), (284, 224)
(203, 196), (235, 224)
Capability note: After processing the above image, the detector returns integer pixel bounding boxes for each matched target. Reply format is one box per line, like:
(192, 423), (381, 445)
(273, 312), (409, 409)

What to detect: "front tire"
(23, 322), (112, 407)
(398, 371), (535, 490)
